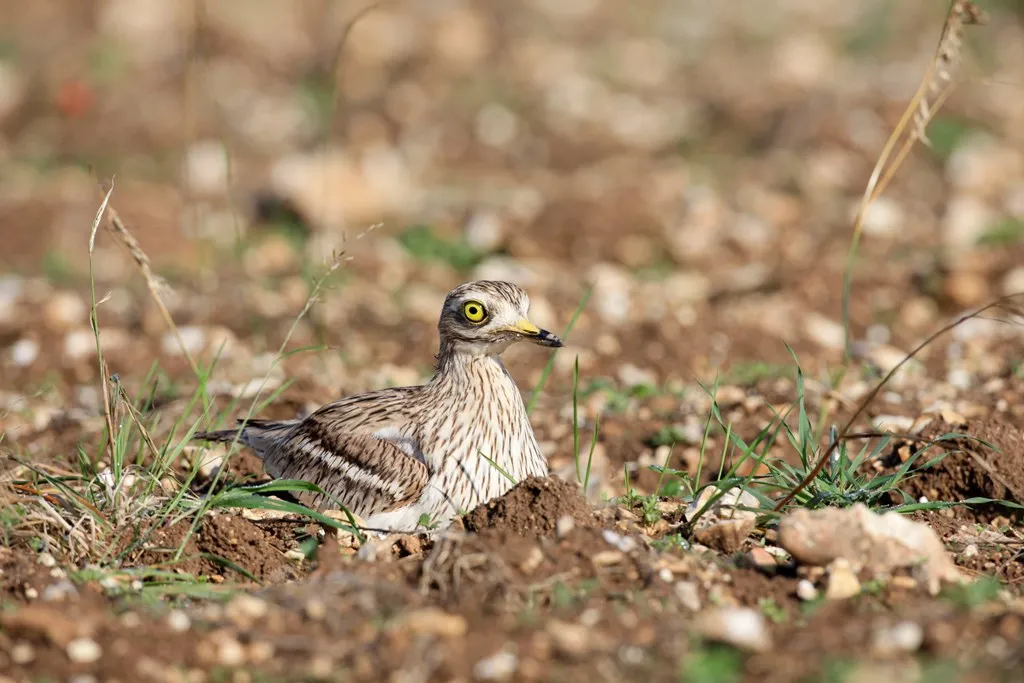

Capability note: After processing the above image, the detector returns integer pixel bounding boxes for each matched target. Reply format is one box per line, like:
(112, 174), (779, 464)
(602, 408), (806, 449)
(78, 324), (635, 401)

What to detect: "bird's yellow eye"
(462, 300), (487, 324)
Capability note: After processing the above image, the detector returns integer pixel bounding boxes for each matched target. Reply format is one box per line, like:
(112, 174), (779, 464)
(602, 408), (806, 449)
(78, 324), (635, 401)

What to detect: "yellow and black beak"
(511, 319), (563, 348)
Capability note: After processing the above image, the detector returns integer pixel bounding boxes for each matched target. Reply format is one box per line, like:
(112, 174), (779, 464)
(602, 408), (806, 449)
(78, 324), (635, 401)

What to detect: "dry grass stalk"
(865, 0), (984, 209)
(89, 184), (118, 466)
(841, 2), (985, 361)
(786, 0), (988, 510)
(94, 183), (201, 377)
(913, 0), (985, 148)
(112, 380), (162, 463)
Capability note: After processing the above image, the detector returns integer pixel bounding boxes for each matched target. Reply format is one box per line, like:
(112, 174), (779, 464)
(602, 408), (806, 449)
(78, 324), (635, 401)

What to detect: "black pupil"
(468, 306), (479, 316)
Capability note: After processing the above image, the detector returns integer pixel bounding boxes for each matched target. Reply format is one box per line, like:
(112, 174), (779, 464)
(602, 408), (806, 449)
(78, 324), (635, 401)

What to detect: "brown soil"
(463, 475), (598, 537)
(130, 514), (304, 584)
(886, 417), (1024, 523)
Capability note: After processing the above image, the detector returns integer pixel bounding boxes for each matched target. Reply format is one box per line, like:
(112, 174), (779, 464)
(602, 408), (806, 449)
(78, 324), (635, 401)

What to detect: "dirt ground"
(4, 0), (1024, 681)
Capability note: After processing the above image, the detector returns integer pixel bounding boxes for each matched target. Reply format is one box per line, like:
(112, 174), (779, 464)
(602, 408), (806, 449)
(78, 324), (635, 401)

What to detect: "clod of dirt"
(777, 503), (965, 592)
(888, 417), (1024, 523)
(463, 476), (596, 537)
(131, 514), (300, 583)
(686, 486), (759, 553)
(0, 603), (90, 647)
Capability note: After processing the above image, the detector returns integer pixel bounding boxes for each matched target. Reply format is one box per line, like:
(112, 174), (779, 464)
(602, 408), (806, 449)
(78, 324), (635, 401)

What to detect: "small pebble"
(473, 651), (518, 681)
(556, 515), (575, 538)
(304, 599), (327, 621)
(11, 642), (35, 664)
(825, 559), (861, 600)
(43, 291), (87, 331)
(796, 579), (819, 601)
(225, 594), (269, 625)
(217, 636), (247, 667)
(602, 529), (637, 553)
(167, 610), (192, 632)
(66, 637), (102, 664)
(41, 580), (78, 602)
(873, 621), (924, 656)
(696, 607), (771, 652)
(675, 581), (702, 611)
(547, 620), (592, 657)
(10, 338), (39, 367)
(401, 608), (468, 638)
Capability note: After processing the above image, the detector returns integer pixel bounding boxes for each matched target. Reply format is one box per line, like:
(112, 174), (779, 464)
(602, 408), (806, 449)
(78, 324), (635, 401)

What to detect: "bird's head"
(437, 280), (562, 356)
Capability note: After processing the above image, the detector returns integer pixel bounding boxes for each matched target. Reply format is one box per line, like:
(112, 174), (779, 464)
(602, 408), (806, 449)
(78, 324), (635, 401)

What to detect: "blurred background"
(1, 0), (1024, 459)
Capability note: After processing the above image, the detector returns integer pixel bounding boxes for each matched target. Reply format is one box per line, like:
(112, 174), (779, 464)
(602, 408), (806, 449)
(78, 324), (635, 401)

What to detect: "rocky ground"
(3, 0), (1024, 681)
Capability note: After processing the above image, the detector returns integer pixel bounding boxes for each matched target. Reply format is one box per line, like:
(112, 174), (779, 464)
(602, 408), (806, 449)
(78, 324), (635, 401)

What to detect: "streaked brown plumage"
(194, 280), (562, 532)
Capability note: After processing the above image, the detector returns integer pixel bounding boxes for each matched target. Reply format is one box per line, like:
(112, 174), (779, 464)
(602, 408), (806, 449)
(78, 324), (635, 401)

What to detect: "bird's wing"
(302, 386), (421, 435)
(257, 418), (430, 517)
(193, 386), (429, 516)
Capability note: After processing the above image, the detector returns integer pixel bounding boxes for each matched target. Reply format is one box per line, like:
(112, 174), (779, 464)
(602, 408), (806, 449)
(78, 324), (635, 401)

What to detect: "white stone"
(943, 196), (994, 250)
(183, 139), (229, 195)
(44, 291), (88, 331)
(796, 579), (818, 601)
(803, 313), (846, 351)
(674, 581), (702, 611)
(860, 197), (904, 236)
(696, 607), (770, 652)
(464, 211), (504, 252)
(871, 415), (915, 433)
(473, 651), (518, 680)
(1002, 267), (1024, 296)
(475, 103), (519, 149)
(167, 609), (191, 632)
(873, 621), (923, 655)
(66, 637), (102, 664)
(0, 275), (24, 322)
(0, 61), (26, 122)
(10, 338), (39, 367)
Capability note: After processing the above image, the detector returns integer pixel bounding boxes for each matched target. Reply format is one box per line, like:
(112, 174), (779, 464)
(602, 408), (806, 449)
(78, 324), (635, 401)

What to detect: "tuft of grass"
(649, 343), (1023, 526)
(569, 355), (601, 495)
(397, 224), (482, 272)
(774, 295), (1024, 512)
(940, 574), (1002, 609)
(977, 218), (1024, 247)
(721, 360), (794, 386)
(40, 249), (77, 284)
(758, 597), (788, 624)
(5, 184), (370, 595)
(680, 646), (744, 683)
(577, 377), (668, 414)
(924, 115), (977, 162)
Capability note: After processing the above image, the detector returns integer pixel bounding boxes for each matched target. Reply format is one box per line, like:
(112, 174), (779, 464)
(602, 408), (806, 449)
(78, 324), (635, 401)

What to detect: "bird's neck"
(430, 339), (515, 392)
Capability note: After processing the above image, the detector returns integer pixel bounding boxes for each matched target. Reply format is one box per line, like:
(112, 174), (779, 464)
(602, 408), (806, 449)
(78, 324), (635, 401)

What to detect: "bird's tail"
(193, 419), (297, 455)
